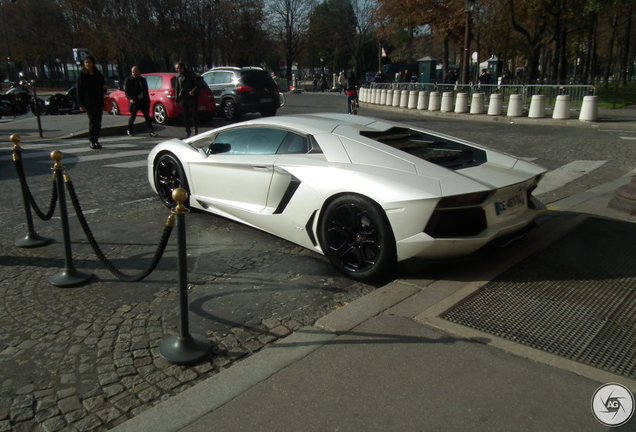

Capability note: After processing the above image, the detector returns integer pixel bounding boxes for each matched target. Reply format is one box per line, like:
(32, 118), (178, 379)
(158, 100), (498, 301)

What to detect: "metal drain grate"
(442, 217), (636, 378)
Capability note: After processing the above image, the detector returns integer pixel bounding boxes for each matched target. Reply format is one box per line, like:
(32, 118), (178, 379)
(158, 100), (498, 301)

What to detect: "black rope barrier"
(64, 173), (174, 283)
(14, 151), (58, 220)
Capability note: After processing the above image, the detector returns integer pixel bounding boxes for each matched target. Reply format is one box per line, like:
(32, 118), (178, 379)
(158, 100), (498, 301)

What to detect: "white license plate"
(494, 192), (526, 216)
(260, 98), (272, 103)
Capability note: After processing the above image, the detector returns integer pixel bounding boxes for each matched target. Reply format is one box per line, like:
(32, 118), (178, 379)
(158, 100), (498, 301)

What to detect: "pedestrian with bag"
(174, 61), (199, 138)
(77, 55), (108, 149)
(124, 66), (157, 137)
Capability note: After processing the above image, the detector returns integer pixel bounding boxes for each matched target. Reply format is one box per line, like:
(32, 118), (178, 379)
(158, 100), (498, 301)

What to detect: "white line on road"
(534, 160), (607, 195)
(36, 150), (149, 164)
(0, 143), (139, 160)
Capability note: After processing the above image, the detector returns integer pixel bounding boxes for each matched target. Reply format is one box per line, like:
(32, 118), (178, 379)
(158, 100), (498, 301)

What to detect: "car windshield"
(360, 127), (487, 169)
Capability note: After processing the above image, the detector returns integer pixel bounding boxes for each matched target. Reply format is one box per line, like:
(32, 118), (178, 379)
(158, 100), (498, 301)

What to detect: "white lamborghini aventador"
(148, 113), (547, 281)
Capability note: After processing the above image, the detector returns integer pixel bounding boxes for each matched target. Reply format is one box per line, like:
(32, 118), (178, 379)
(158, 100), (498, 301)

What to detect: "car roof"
(232, 113), (392, 137)
(142, 72), (177, 77)
(204, 67), (265, 73)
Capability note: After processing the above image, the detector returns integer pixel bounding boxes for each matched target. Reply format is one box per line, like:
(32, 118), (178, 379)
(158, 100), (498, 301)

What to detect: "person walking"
(77, 55), (108, 149)
(174, 61), (199, 138)
(344, 71), (358, 114)
(124, 66), (157, 137)
(337, 71), (345, 94)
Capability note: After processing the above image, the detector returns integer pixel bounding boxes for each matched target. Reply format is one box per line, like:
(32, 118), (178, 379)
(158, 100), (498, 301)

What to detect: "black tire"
(319, 195), (396, 282)
(222, 99), (238, 120)
(154, 153), (190, 208)
(111, 100), (120, 115)
(154, 103), (168, 124)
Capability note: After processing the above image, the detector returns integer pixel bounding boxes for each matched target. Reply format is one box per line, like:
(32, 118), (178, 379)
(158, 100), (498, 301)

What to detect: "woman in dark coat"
(77, 55), (107, 149)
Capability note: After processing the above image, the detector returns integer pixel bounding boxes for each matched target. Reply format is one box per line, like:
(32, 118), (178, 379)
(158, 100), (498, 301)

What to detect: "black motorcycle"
(0, 87), (30, 118)
(5, 76), (46, 116)
(45, 85), (80, 115)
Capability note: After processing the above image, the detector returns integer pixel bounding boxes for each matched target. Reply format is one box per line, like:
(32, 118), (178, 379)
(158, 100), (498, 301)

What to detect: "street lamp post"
(320, 58), (324, 74)
(462, 0), (476, 85)
(0, 0), (16, 84)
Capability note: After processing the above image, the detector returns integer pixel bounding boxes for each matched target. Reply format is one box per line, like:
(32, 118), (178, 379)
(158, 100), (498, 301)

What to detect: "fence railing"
(368, 83), (597, 111)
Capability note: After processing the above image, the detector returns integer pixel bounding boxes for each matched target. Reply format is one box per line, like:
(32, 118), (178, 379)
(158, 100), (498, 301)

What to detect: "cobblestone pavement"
(0, 190), (374, 431)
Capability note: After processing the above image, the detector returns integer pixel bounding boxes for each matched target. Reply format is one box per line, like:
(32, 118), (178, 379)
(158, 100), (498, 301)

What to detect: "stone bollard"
(579, 95), (598, 122)
(455, 93), (469, 113)
(408, 90), (418, 109)
(441, 92), (454, 112)
(428, 91), (441, 111)
(507, 94), (523, 117)
(385, 89), (393, 106)
(470, 93), (485, 114)
(374, 88), (382, 104)
(488, 93), (503, 115)
(392, 89), (401, 107)
(553, 95), (571, 119)
(608, 176), (636, 216)
(380, 89), (387, 105)
(528, 94), (546, 118)
(417, 91), (429, 110)
(399, 90), (409, 108)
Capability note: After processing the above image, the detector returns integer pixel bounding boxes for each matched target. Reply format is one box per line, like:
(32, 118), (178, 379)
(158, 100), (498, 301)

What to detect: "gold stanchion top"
(11, 134), (21, 150)
(172, 188), (189, 214)
(51, 150), (64, 170)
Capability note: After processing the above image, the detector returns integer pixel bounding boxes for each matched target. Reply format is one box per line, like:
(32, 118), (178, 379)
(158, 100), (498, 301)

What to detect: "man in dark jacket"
(124, 66), (157, 137)
(174, 61), (198, 138)
(77, 55), (107, 149)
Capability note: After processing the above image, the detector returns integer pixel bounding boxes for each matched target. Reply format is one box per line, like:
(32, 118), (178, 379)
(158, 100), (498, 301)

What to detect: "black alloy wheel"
(222, 99), (237, 120)
(319, 195), (396, 282)
(154, 153), (190, 208)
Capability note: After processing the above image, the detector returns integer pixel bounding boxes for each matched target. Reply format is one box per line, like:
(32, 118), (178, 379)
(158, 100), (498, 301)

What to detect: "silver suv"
(202, 67), (281, 120)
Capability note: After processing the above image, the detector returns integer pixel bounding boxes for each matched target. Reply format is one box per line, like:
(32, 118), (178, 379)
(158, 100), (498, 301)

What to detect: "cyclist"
(344, 71), (358, 114)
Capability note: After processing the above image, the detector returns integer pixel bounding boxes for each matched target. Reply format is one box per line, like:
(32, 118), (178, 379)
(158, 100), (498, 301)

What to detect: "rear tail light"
(237, 85), (255, 93)
(165, 89), (176, 98)
(436, 191), (491, 209)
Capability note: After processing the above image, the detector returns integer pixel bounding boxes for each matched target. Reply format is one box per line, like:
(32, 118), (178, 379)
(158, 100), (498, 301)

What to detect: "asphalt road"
(1, 91), (636, 431)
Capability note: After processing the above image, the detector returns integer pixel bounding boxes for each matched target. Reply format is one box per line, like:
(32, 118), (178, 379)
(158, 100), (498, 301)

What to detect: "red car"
(108, 72), (216, 125)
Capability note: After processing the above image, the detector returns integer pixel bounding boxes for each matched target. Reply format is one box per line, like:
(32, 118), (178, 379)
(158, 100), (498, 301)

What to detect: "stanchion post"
(49, 150), (92, 287)
(12, 134), (53, 248)
(159, 188), (211, 365)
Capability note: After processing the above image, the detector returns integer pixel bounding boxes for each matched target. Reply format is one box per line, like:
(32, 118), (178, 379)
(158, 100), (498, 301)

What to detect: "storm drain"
(442, 216), (636, 379)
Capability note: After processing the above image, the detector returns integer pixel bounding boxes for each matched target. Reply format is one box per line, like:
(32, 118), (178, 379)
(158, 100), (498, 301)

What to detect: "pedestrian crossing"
(0, 140), (618, 197)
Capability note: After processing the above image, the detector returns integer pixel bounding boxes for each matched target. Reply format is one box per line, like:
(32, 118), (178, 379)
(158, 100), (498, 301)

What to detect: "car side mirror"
(209, 143), (231, 154)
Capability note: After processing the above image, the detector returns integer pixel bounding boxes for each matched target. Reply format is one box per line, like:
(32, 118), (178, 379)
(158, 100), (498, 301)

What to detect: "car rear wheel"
(222, 99), (238, 120)
(154, 103), (168, 125)
(154, 153), (190, 208)
(110, 100), (119, 115)
(319, 195), (396, 282)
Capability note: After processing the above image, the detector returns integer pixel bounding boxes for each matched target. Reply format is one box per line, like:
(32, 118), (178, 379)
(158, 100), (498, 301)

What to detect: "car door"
(188, 126), (289, 214)
(203, 71), (232, 108)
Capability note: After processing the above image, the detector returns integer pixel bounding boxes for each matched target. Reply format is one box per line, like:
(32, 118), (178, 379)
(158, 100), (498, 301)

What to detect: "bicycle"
(279, 92), (286, 107)
(349, 94), (358, 115)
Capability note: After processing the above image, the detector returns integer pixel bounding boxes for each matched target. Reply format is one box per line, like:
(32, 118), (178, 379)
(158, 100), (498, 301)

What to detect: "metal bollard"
(12, 134), (53, 248)
(159, 188), (211, 365)
(49, 151), (93, 287)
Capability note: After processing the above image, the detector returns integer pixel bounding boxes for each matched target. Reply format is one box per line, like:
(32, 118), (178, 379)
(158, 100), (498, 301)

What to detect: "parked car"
(108, 72), (216, 125)
(202, 67), (280, 120)
(148, 113), (547, 282)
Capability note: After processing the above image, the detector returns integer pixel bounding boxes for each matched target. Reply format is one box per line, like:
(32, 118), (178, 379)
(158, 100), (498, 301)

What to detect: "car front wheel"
(154, 103), (168, 125)
(154, 153), (190, 208)
(222, 99), (238, 120)
(319, 195), (396, 282)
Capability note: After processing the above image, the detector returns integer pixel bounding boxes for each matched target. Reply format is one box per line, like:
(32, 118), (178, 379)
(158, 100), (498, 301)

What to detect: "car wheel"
(154, 103), (168, 125)
(319, 195), (396, 282)
(222, 99), (238, 120)
(154, 153), (190, 208)
(110, 100), (120, 115)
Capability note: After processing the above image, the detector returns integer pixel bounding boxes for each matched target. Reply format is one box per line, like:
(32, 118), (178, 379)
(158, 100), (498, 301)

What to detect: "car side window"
(220, 72), (233, 84)
(203, 73), (214, 85)
(213, 128), (288, 155)
(145, 75), (160, 90)
(277, 132), (309, 154)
